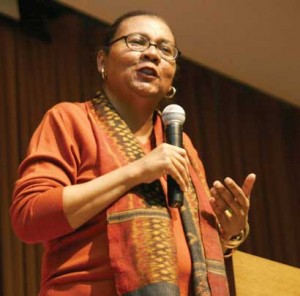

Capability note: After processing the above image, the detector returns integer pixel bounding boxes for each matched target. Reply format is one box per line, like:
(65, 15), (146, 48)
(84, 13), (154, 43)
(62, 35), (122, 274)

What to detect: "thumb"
(242, 173), (256, 198)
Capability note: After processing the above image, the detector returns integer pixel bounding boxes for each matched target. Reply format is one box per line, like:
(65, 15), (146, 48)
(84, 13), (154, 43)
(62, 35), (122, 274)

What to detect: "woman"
(11, 10), (256, 296)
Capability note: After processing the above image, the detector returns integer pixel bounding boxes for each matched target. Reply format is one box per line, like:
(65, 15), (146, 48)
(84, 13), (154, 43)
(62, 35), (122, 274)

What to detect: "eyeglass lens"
(126, 34), (178, 60)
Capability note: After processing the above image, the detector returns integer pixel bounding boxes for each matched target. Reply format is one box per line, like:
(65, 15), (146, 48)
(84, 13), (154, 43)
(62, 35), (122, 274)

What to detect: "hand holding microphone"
(162, 104), (186, 208)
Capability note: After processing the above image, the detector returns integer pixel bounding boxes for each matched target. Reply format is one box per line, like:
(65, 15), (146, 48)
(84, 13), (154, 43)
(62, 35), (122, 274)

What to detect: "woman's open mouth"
(137, 66), (158, 79)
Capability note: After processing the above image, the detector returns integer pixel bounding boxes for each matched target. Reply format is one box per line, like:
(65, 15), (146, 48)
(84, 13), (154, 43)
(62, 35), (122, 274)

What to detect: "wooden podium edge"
(233, 251), (300, 295)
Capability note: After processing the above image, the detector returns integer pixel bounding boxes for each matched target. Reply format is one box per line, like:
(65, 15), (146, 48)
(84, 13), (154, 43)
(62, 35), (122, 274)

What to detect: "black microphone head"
(162, 104), (186, 126)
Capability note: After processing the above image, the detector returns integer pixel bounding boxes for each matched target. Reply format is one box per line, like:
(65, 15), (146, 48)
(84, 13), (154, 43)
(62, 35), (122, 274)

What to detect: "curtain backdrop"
(1, 6), (299, 296)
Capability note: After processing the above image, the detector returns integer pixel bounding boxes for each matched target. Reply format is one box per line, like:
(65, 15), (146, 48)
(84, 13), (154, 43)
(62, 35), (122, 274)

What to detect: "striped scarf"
(89, 92), (229, 296)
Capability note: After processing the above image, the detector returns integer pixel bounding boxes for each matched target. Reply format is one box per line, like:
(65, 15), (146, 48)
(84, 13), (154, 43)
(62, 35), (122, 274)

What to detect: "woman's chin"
(129, 83), (164, 99)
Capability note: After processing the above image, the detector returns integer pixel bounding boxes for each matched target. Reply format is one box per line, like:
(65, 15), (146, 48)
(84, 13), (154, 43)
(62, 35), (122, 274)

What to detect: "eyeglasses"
(107, 33), (180, 61)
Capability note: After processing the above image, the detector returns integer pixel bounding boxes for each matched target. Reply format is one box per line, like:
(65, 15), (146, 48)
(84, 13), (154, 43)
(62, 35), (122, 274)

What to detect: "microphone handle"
(166, 122), (184, 208)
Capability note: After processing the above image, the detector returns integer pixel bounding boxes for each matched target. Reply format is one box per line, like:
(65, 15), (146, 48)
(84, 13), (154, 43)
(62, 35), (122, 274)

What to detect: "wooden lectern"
(233, 251), (300, 295)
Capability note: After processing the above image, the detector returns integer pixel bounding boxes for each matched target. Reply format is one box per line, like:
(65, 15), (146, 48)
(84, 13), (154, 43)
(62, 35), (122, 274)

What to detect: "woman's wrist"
(219, 223), (250, 258)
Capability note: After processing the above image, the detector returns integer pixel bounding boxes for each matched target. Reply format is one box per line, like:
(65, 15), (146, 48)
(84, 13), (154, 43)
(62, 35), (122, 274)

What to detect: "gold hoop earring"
(101, 67), (107, 80)
(165, 86), (176, 99)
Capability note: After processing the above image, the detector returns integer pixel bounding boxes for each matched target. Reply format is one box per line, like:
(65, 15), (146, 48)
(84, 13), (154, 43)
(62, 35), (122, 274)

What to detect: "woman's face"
(99, 15), (177, 101)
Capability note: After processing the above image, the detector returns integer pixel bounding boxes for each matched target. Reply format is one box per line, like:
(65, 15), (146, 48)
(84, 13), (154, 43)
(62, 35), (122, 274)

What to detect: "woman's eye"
(129, 36), (147, 46)
(160, 44), (173, 55)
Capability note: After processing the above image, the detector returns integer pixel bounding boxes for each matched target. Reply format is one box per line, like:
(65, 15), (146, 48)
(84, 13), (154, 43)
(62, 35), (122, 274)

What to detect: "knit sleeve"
(10, 103), (84, 243)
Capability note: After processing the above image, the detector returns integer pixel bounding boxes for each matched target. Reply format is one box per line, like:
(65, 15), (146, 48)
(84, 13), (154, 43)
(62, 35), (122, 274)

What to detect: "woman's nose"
(141, 44), (161, 62)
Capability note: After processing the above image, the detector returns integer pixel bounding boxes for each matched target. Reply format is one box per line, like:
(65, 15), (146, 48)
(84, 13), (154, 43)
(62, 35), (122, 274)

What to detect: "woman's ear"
(97, 49), (106, 73)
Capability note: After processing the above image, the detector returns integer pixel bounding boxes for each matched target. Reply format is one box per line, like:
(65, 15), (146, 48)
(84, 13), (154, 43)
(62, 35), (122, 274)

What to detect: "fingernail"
(214, 181), (221, 188)
(225, 177), (232, 184)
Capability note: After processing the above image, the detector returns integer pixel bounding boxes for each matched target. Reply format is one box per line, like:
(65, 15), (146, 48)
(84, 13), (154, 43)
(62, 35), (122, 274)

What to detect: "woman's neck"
(134, 117), (154, 145)
(103, 86), (156, 142)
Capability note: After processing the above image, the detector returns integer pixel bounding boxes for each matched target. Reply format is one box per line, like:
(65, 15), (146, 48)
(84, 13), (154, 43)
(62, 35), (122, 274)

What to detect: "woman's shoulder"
(43, 101), (91, 121)
(36, 101), (94, 133)
(48, 101), (87, 114)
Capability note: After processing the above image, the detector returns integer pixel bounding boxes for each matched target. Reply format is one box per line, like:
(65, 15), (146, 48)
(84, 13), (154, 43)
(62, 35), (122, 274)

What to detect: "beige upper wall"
(0, 0), (20, 19)
(56, 1), (300, 108)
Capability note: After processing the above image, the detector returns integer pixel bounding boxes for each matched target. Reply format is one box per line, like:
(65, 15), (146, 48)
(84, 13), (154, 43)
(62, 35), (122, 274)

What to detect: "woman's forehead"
(116, 15), (175, 42)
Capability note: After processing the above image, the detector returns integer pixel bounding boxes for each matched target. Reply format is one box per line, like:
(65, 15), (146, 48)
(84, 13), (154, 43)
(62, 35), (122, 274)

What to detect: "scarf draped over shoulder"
(88, 92), (229, 296)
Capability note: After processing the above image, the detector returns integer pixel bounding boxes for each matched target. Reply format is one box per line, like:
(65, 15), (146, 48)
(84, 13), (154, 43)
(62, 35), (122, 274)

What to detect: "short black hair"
(102, 10), (173, 50)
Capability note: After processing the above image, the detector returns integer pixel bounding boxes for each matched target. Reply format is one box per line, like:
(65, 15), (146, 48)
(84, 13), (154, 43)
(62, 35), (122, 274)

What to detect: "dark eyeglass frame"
(107, 33), (181, 61)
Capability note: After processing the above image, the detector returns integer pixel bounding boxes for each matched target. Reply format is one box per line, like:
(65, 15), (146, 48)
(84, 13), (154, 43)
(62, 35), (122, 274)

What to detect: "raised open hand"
(209, 173), (256, 240)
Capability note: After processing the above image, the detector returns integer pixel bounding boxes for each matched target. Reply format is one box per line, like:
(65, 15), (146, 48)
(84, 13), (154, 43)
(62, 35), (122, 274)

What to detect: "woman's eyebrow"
(130, 32), (175, 44)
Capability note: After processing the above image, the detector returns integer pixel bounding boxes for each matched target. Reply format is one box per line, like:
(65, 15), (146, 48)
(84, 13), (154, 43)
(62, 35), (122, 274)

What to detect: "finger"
(210, 198), (232, 225)
(225, 177), (249, 212)
(157, 144), (190, 191)
(214, 180), (246, 216)
(242, 173), (256, 198)
(212, 180), (237, 209)
(210, 185), (236, 223)
(210, 186), (229, 211)
(162, 144), (189, 170)
(174, 148), (190, 185)
(165, 155), (189, 192)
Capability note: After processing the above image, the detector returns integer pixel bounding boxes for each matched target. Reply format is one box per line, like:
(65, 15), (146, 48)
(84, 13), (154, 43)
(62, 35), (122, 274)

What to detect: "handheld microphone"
(162, 104), (186, 208)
